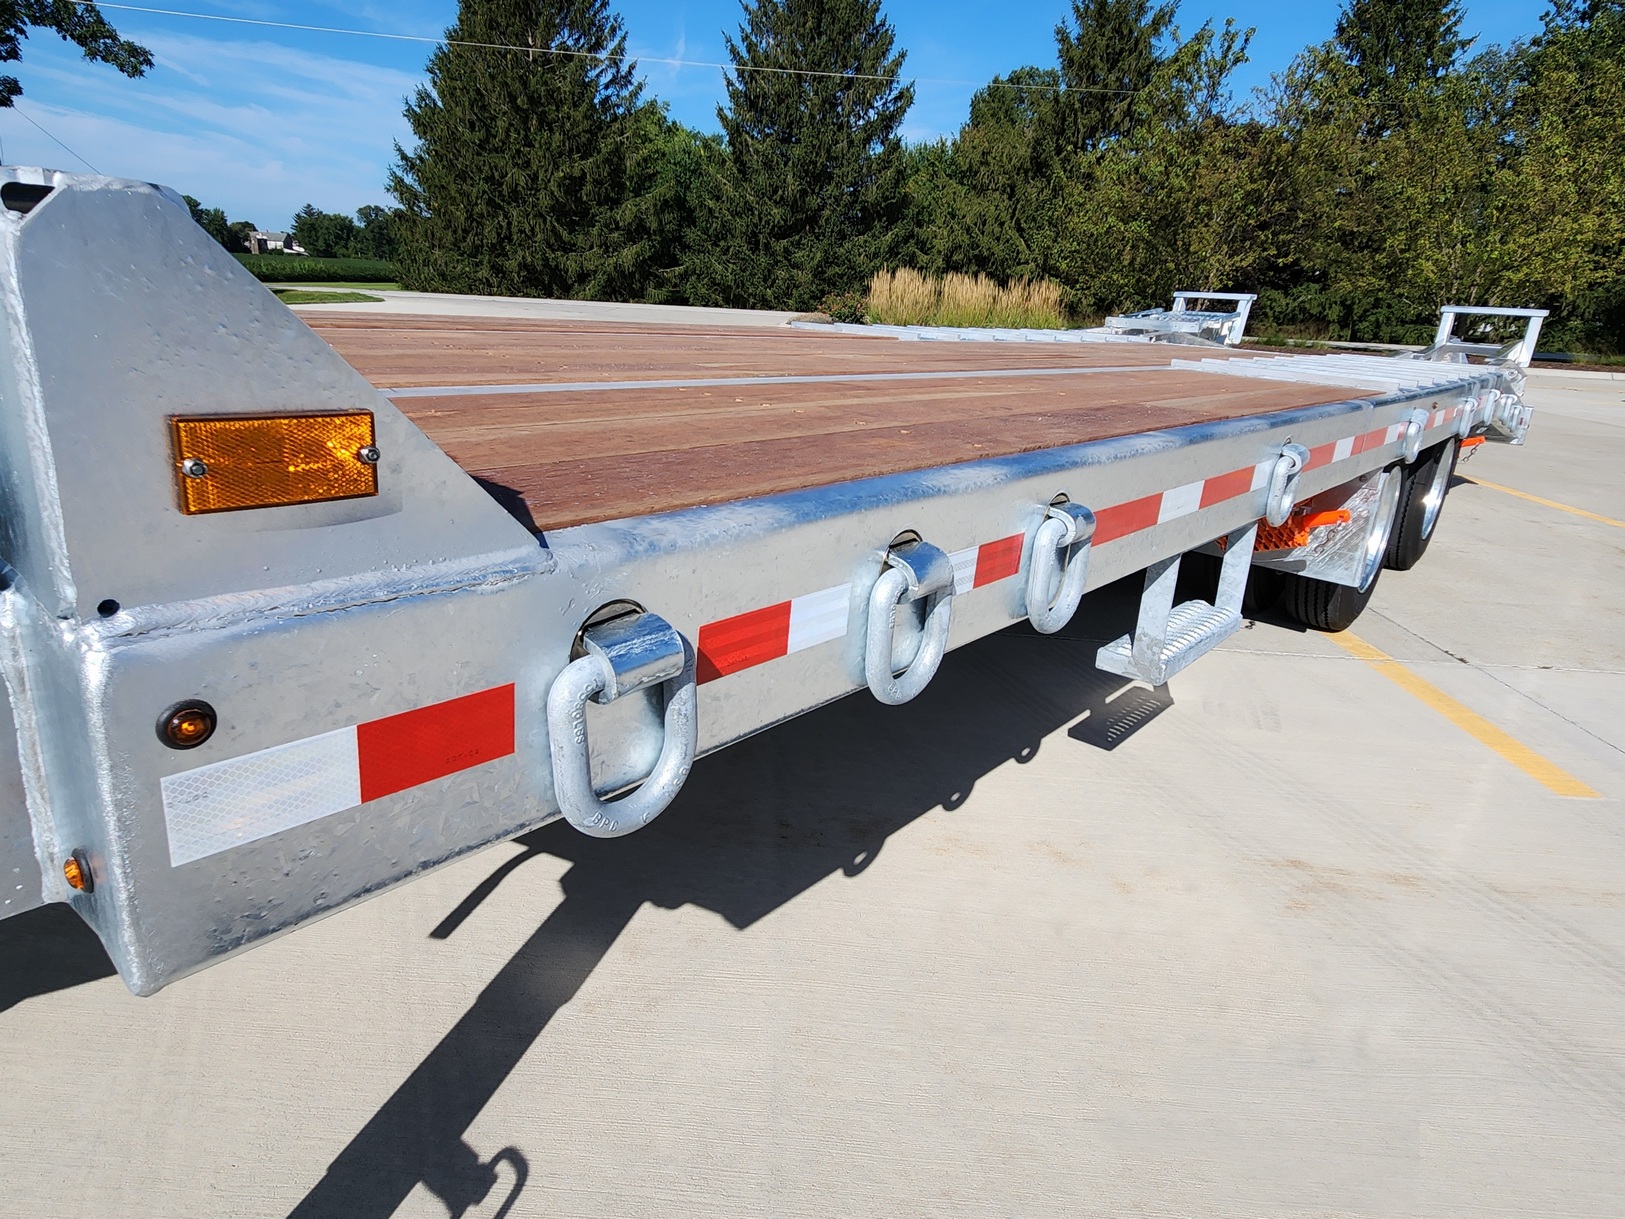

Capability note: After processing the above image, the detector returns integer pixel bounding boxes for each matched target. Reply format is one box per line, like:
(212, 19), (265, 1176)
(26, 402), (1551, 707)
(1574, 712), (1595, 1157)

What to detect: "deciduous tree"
(0, 0), (150, 106)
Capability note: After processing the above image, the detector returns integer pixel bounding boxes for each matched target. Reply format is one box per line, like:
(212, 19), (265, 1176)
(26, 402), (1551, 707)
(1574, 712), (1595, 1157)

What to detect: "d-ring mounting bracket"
(1026, 502), (1096, 634)
(865, 539), (955, 706)
(547, 611), (697, 838)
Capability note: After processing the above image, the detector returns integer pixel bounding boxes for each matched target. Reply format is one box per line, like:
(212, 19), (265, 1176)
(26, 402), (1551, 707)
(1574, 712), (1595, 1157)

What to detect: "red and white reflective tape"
(1430, 404), (1465, 430)
(697, 421), (1411, 683)
(949, 534), (1025, 594)
(1093, 459), (1274, 544)
(160, 684), (516, 866)
(697, 534), (1025, 683)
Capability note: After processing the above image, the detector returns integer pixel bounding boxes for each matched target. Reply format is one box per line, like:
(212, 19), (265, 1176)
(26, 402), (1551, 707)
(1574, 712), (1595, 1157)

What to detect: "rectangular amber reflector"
(170, 412), (378, 514)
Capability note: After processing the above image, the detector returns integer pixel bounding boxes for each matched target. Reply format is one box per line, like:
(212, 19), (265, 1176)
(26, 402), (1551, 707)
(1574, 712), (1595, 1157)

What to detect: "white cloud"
(4, 29), (424, 225)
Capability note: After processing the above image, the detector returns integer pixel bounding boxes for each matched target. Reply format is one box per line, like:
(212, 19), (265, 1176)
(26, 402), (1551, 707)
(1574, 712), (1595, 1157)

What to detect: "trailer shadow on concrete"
(0, 578), (1174, 1217)
(0, 903), (117, 1015)
(288, 579), (1178, 1219)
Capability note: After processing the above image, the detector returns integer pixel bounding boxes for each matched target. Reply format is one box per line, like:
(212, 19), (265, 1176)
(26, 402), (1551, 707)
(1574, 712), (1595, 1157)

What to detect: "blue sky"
(5, 0), (1547, 231)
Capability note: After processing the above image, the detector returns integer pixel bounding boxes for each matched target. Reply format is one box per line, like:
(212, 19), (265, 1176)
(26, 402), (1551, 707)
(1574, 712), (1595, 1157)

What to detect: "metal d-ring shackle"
(1457, 397), (1482, 439)
(1401, 408), (1430, 464)
(865, 539), (955, 705)
(1264, 442), (1311, 526)
(547, 610), (698, 838)
(1025, 502), (1097, 634)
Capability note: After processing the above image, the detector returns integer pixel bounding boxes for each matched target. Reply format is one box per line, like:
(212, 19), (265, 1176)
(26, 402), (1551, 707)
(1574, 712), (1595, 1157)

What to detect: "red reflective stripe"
(697, 601), (791, 684)
(1093, 493), (1162, 544)
(1359, 428), (1387, 453)
(1306, 442), (1337, 469)
(356, 684), (515, 804)
(1200, 466), (1254, 508)
(973, 535), (1024, 587)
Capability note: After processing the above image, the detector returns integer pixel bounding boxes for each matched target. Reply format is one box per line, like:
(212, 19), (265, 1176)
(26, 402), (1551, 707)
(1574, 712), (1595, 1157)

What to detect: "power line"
(76, 1), (1129, 95)
(11, 104), (99, 172)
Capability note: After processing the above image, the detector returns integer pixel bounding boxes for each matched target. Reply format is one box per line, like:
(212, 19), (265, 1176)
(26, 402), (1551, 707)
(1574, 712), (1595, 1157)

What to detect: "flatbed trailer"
(0, 170), (1543, 994)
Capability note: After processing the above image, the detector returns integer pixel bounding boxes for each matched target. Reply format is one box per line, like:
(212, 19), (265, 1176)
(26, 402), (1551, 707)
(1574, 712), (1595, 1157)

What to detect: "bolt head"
(357, 445), (381, 465)
(180, 458), (208, 479)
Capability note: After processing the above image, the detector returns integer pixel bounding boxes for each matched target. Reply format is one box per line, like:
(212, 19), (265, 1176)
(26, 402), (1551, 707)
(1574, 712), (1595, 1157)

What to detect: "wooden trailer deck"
(310, 314), (1371, 532)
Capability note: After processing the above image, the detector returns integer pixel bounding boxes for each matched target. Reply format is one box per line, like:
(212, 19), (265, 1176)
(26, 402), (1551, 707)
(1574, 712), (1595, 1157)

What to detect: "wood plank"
(307, 315), (1369, 532)
(310, 314), (1223, 388)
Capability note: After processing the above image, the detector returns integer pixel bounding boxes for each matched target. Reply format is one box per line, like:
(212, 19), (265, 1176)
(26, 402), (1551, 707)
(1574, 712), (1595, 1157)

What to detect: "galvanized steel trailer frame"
(0, 172), (1536, 994)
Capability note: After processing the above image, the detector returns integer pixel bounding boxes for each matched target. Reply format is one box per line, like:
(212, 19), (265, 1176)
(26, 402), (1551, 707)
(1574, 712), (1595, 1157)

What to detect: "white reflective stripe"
(948, 547), (979, 595)
(787, 584), (850, 653)
(161, 726), (361, 867)
(1333, 436), (1355, 462)
(1251, 460), (1273, 489)
(1385, 424), (1403, 444)
(1158, 480), (1204, 522)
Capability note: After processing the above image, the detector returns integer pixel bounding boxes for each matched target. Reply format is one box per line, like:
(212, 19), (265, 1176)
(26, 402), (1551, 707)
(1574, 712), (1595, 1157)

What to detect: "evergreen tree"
(909, 69), (1063, 283)
(1332, 0), (1471, 111)
(687, 0), (914, 311)
(1260, 0), (1487, 340)
(914, 4), (1250, 314)
(1052, 0), (1179, 152)
(389, 0), (657, 298)
(1048, 17), (1262, 316)
(622, 116), (726, 302)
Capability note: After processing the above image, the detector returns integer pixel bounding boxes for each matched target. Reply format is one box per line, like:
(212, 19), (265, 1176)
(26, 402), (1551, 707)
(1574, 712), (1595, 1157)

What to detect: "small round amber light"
(158, 700), (217, 750)
(63, 849), (92, 893)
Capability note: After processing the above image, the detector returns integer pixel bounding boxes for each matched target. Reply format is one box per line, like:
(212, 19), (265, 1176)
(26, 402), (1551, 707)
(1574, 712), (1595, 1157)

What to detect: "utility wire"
(76, 1), (1131, 94)
(11, 104), (99, 172)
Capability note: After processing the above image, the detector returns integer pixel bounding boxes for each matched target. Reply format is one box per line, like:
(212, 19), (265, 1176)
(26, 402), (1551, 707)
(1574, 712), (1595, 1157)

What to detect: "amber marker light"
(63, 849), (92, 893)
(159, 700), (217, 750)
(170, 411), (378, 513)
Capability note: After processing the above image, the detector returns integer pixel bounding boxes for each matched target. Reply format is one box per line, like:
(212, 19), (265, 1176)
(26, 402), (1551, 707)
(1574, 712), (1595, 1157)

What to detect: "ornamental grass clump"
(866, 268), (1068, 330)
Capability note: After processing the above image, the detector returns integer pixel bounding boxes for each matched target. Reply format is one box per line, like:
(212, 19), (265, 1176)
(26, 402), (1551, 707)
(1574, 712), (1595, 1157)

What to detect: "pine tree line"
(380, 0), (1625, 352)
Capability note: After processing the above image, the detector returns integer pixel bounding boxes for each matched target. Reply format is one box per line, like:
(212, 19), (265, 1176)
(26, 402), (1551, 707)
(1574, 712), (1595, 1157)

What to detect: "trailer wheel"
(1281, 465), (1403, 632)
(1174, 552), (1285, 615)
(1281, 569), (1379, 631)
(1244, 565), (1285, 614)
(1385, 439), (1458, 571)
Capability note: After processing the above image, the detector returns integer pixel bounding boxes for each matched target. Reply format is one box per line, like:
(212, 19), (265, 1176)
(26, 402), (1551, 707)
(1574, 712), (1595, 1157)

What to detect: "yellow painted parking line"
(1329, 632), (1601, 799)
(1461, 476), (1625, 530)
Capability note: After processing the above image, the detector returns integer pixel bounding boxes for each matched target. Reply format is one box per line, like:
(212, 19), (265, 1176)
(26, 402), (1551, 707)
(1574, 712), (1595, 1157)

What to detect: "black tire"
(1174, 551), (1285, 615)
(1173, 551), (1222, 603)
(1385, 439), (1458, 571)
(1243, 565), (1285, 615)
(1280, 567), (1380, 632)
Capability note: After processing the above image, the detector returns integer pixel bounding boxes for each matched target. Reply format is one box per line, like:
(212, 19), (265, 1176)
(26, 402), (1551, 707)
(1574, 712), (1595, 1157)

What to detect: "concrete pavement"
(1, 372), (1621, 1218)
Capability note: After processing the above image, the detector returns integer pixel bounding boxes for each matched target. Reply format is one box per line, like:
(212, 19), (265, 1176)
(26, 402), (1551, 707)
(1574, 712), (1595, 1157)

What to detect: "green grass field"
(271, 280), (401, 290)
(235, 254), (396, 283)
(271, 288), (384, 305)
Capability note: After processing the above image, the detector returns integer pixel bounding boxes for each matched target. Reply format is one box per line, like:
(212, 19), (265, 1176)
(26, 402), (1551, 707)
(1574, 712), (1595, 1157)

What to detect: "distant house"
(246, 231), (306, 256)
